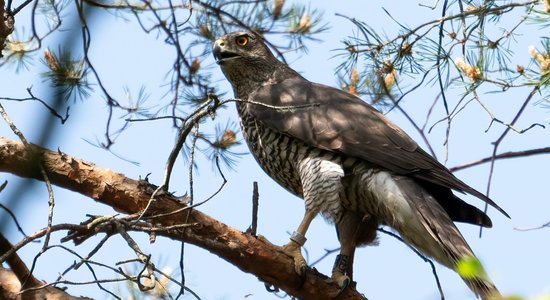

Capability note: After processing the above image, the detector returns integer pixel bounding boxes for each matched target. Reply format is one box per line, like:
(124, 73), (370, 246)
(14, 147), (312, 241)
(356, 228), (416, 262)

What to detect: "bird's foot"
(331, 271), (350, 289)
(331, 254), (351, 289)
(257, 234), (308, 276)
(281, 240), (307, 277)
(257, 235), (307, 286)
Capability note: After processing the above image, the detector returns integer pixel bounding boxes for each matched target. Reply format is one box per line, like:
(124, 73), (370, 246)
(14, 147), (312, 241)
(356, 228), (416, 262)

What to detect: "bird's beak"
(213, 38), (241, 65)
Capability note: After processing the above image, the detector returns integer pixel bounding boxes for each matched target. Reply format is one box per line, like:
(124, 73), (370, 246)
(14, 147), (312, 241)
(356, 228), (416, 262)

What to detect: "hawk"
(213, 31), (507, 299)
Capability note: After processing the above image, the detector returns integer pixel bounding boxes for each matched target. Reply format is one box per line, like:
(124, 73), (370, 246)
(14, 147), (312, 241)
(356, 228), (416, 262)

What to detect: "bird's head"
(213, 32), (293, 97)
(212, 31), (273, 65)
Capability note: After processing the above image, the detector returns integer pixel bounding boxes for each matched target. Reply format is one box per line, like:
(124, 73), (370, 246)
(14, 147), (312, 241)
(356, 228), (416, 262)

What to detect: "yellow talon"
(282, 240), (307, 274)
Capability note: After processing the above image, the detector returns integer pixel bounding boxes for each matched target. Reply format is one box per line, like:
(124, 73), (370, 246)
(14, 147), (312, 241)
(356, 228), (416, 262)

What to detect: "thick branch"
(0, 234), (91, 300)
(0, 136), (367, 300)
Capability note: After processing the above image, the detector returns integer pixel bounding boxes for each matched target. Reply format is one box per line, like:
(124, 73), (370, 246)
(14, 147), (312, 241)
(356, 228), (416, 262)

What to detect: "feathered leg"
(332, 212), (378, 288)
(280, 156), (347, 277)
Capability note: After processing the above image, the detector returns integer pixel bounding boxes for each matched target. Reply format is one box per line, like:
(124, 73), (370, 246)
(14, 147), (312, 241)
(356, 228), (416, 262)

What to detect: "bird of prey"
(213, 31), (508, 299)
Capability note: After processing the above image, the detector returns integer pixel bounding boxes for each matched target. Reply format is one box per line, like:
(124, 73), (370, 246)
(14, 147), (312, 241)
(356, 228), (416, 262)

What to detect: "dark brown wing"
(246, 77), (509, 218)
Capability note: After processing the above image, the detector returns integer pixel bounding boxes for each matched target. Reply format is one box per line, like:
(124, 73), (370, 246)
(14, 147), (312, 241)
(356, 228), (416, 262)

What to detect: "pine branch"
(0, 233), (91, 300)
(0, 136), (368, 300)
(450, 146), (550, 172)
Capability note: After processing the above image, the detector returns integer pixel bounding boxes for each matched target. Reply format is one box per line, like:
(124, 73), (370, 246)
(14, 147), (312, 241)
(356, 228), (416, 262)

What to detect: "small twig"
(0, 102), (57, 257)
(114, 220), (149, 255)
(52, 244), (121, 298)
(419, 0), (440, 9)
(450, 146), (550, 172)
(136, 95), (222, 223)
(0, 202), (32, 238)
(188, 156), (228, 209)
(0, 223), (84, 264)
(188, 123), (200, 206)
(0, 88), (70, 123)
(514, 221), (550, 232)
(242, 99), (321, 111)
(72, 234), (113, 270)
(145, 157), (227, 222)
(135, 254), (155, 292)
(309, 247), (340, 267)
(0, 102), (29, 144)
(378, 227), (444, 300)
(246, 181), (259, 235)
(480, 85), (540, 237)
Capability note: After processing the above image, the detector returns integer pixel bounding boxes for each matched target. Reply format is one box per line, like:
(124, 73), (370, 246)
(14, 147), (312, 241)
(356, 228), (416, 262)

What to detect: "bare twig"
(450, 146), (550, 172)
(0, 88), (70, 123)
(514, 221), (550, 232)
(246, 181), (259, 235)
(378, 227), (444, 300)
(0, 202), (31, 238)
(480, 86), (540, 237)
(0, 102), (56, 255)
(309, 247), (340, 267)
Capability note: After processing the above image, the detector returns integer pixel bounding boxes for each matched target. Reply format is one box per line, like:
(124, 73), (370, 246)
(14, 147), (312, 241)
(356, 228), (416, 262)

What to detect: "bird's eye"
(236, 36), (249, 47)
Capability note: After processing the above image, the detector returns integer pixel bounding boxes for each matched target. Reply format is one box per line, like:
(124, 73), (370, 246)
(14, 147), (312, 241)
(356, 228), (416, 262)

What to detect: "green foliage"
(3, 31), (34, 72)
(456, 256), (486, 280)
(1, 1), (549, 299)
(41, 48), (91, 102)
(335, 0), (550, 113)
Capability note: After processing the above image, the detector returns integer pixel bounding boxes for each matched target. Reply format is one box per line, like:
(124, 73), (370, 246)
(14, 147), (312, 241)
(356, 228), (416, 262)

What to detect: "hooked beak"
(213, 38), (241, 64)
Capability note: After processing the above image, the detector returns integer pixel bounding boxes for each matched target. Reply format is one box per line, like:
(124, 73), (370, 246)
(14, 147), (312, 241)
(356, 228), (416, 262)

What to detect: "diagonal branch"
(449, 146), (550, 172)
(0, 136), (367, 300)
(0, 233), (91, 300)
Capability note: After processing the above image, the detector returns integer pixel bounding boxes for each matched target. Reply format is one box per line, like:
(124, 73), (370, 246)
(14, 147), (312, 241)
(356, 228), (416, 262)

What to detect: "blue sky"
(1, 1), (549, 299)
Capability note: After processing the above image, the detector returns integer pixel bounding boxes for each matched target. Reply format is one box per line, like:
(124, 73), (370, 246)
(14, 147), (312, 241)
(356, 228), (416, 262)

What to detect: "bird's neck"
(222, 59), (300, 99)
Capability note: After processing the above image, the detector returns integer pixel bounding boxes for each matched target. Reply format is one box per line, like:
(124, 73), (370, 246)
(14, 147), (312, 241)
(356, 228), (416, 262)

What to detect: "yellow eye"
(236, 36), (249, 47)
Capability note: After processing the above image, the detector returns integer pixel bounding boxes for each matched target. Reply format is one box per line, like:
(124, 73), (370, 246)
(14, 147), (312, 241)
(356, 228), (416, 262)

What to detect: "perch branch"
(0, 136), (367, 300)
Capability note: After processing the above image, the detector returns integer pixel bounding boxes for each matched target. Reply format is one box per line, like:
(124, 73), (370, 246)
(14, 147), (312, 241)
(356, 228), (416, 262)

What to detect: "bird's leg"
(332, 214), (359, 289)
(281, 209), (317, 276)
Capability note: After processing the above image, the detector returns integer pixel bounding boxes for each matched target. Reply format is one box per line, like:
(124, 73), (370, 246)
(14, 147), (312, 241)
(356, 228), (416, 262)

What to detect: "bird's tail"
(387, 176), (501, 300)
(462, 271), (501, 300)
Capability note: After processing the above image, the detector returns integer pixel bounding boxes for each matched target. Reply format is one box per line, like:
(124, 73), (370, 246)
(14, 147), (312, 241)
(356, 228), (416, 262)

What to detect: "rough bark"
(0, 234), (92, 300)
(0, 136), (368, 300)
(0, 266), (92, 300)
(1, 0), (15, 58)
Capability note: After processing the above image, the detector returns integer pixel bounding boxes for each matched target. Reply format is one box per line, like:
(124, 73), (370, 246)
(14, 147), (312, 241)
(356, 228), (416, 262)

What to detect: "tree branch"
(0, 136), (367, 300)
(0, 0), (15, 58)
(449, 146), (550, 172)
(0, 233), (91, 300)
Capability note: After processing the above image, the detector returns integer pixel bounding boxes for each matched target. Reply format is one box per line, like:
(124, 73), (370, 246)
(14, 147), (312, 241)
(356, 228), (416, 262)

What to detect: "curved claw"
(341, 277), (350, 289)
(331, 272), (350, 288)
(282, 241), (308, 276)
(298, 265), (307, 287)
(258, 236), (309, 286)
(331, 254), (352, 295)
(336, 276), (350, 295)
(264, 283), (280, 293)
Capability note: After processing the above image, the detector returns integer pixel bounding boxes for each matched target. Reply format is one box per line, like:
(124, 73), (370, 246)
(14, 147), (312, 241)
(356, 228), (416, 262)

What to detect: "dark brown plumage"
(213, 31), (506, 299)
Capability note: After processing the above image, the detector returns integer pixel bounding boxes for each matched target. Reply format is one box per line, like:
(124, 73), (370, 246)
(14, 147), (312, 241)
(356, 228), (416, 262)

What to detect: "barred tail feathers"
(399, 177), (501, 299)
(369, 173), (501, 299)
